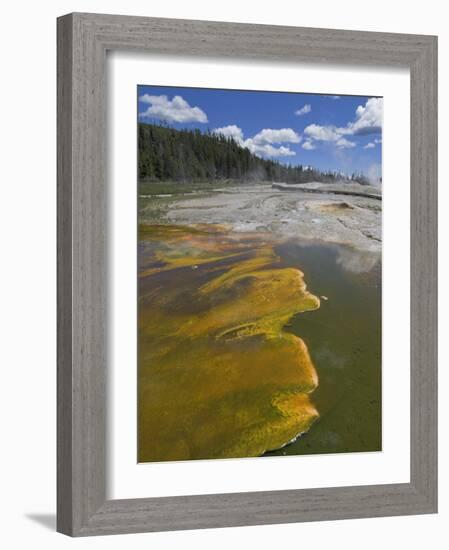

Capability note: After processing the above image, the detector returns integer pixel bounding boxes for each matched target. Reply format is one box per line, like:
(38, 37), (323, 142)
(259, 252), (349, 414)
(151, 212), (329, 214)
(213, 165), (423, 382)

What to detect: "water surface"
(138, 224), (382, 462)
(266, 240), (381, 456)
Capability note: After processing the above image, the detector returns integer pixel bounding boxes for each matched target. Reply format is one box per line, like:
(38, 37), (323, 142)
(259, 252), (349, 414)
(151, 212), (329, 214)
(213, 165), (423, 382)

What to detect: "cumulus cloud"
(212, 125), (244, 144)
(302, 140), (316, 150)
(303, 125), (356, 147)
(138, 94), (208, 123)
(302, 97), (382, 150)
(336, 138), (356, 149)
(295, 104), (311, 116)
(251, 128), (301, 145)
(364, 137), (382, 149)
(245, 142), (296, 157)
(304, 124), (341, 142)
(213, 125), (299, 158)
(345, 97), (382, 136)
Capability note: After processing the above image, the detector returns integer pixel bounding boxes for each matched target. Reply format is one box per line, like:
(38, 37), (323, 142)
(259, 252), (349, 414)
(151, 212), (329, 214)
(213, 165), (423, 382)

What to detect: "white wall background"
(0, 1), (445, 548)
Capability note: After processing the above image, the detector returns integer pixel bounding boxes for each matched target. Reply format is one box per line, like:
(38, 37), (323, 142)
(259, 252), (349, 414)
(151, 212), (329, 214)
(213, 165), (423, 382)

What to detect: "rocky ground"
(139, 181), (382, 254)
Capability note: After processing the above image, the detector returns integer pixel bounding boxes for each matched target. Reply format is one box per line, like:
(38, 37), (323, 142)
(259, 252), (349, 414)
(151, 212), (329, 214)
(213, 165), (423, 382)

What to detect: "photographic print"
(137, 86), (382, 463)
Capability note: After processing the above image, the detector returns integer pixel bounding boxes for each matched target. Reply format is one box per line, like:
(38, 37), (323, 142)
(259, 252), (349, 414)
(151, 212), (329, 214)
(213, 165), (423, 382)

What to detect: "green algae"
(138, 224), (320, 462)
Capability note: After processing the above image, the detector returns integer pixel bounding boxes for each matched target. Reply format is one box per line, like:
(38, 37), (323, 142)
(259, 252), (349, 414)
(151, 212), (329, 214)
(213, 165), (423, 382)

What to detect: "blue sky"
(137, 85), (382, 179)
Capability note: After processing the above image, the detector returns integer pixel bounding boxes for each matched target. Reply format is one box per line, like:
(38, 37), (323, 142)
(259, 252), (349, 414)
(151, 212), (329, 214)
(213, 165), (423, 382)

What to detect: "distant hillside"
(138, 123), (355, 184)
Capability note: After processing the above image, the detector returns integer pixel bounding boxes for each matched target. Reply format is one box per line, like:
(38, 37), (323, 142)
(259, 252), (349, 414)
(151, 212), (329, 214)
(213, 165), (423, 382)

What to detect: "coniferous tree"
(139, 123), (366, 184)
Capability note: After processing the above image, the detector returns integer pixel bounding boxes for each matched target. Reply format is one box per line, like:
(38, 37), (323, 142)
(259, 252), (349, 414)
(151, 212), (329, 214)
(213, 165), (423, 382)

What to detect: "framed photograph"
(57, 13), (437, 536)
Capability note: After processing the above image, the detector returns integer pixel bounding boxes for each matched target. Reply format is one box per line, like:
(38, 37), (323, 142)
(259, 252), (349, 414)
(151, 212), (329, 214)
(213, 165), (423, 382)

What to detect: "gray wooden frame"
(57, 12), (438, 537)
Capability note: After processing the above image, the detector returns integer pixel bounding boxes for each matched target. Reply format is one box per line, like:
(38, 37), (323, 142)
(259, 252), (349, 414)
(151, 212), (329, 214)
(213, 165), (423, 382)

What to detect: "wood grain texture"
(57, 12), (438, 536)
(57, 13), (74, 536)
(409, 37), (438, 509)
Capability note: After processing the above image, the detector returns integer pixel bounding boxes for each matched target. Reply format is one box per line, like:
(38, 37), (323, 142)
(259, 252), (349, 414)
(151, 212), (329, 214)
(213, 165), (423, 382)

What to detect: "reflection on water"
(266, 240), (381, 456)
(138, 225), (382, 462)
(335, 246), (380, 274)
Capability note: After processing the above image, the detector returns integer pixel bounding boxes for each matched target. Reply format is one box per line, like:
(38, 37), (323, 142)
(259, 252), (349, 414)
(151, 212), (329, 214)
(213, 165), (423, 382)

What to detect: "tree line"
(138, 123), (365, 184)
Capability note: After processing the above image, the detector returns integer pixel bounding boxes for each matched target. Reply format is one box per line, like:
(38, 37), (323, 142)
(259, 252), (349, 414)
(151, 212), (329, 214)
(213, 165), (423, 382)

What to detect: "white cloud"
(138, 94), (208, 123)
(245, 127), (300, 157)
(212, 125), (298, 158)
(364, 136), (382, 149)
(302, 97), (382, 151)
(345, 97), (382, 136)
(336, 138), (356, 149)
(295, 104), (311, 116)
(246, 143), (296, 157)
(251, 128), (301, 145)
(304, 124), (340, 142)
(212, 125), (244, 144)
(302, 140), (316, 150)
(304, 123), (356, 147)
